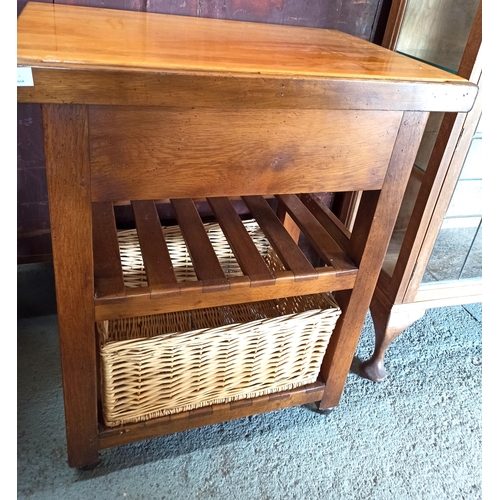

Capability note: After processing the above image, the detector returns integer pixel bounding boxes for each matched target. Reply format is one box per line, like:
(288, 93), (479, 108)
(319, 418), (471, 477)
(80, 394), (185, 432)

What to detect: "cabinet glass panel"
(395, 0), (480, 73)
(422, 116), (482, 283)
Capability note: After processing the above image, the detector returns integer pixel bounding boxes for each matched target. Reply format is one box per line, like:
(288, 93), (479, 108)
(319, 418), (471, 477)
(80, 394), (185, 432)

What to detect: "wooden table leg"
(319, 111), (429, 410)
(43, 104), (99, 468)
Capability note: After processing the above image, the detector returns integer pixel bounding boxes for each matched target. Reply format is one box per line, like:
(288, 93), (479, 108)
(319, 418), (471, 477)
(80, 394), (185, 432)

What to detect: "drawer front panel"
(89, 106), (403, 201)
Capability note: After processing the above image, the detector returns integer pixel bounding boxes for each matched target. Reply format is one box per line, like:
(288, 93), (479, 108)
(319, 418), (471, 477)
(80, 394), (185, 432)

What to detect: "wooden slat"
(301, 194), (351, 254)
(170, 198), (229, 292)
(276, 199), (301, 243)
(276, 194), (352, 270)
(131, 200), (179, 294)
(242, 196), (317, 281)
(92, 202), (125, 298)
(98, 381), (325, 450)
(207, 197), (275, 287)
(95, 267), (357, 321)
(334, 191), (362, 233)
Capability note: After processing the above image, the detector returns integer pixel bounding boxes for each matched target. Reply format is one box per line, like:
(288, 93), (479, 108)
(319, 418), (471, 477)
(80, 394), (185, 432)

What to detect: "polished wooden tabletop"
(18, 1), (467, 83)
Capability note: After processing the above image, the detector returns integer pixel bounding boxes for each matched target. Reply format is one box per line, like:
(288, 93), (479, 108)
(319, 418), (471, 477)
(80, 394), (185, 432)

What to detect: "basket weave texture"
(98, 218), (341, 427)
(98, 293), (341, 427)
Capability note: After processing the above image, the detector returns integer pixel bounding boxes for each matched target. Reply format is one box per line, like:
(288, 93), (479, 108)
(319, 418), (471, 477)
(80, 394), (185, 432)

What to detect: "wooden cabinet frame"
(360, 1), (482, 382)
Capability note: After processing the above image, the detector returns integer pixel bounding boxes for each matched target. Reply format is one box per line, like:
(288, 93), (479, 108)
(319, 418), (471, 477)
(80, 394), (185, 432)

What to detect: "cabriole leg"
(361, 301), (425, 382)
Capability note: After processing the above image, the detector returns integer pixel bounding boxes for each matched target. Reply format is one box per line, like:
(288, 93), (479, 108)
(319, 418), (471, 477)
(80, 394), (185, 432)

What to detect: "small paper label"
(17, 67), (34, 86)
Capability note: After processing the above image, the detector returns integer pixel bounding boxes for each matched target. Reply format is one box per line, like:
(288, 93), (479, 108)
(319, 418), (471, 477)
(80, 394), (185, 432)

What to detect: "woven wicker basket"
(98, 293), (341, 427)
(98, 219), (341, 427)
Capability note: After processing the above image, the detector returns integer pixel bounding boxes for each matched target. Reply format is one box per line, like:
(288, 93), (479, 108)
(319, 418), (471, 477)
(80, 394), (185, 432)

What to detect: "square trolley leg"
(43, 104), (100, 468)
(319, 112), (429, 410)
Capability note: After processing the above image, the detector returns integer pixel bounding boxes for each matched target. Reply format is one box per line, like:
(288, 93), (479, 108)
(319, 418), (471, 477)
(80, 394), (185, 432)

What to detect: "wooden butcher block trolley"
(17, 2), (477, 468)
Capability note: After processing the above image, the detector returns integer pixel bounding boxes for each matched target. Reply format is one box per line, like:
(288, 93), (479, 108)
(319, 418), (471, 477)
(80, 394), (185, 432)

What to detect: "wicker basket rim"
(100, 293), (341, 348)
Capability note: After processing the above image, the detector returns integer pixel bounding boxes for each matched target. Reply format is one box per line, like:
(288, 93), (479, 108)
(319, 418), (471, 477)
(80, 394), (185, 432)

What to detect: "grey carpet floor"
(17, 266), (482, 499)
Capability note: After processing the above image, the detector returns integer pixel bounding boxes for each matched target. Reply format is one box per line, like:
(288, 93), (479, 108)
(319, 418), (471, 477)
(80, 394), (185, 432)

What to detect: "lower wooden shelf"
(97, 379), (325, 449)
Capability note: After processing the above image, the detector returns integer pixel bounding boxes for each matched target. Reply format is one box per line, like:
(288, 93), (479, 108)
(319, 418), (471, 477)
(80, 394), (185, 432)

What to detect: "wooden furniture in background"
(17, 2), (477, 468)
(359, 0), (482, 382)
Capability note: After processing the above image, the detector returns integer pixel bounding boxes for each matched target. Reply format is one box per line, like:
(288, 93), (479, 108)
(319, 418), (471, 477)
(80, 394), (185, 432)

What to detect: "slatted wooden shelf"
(93, 194), (357, 320)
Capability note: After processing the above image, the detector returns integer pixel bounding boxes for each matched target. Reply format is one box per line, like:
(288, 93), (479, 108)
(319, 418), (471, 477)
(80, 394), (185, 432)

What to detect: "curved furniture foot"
(359, 357), (388, 383)
(362, 299), (426, 382)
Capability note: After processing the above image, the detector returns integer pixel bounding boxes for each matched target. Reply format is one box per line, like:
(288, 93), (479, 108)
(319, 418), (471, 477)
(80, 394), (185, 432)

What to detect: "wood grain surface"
(131, 200), (180, 294)
(43, 103), (99, 468)
(18, 68), (477, 112)
(319, 111), (429, 409)
(88, 107), (402, 201)
(92, 201), (125, 298)
(18, 2), (481, 467)
(16, 0), (479, 267)
(171, 198), (230, 292)
(207, 197), (276, 287)
(94, 267), (357, 320)
(18, 2), (471, 83)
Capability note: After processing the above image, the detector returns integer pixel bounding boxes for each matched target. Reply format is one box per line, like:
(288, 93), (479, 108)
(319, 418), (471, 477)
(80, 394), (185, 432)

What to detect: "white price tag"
(17, 67), (34, 86)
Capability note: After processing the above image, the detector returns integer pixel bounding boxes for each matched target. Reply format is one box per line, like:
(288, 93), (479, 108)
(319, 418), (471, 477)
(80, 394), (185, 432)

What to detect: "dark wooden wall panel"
(147, 0), (198, 15)
(148, 0), (384, 40)
(55, 0), (146, 10)
(282, 0), (379, 38)
(17, 0), (391, 263)
(17, 0), (51, 16)
(200, 0), (288, 25)
(17, 102), (52, 263)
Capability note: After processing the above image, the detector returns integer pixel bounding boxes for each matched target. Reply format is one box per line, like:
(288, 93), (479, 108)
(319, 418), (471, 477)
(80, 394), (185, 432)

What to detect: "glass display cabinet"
(359, 0), (482, 382)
